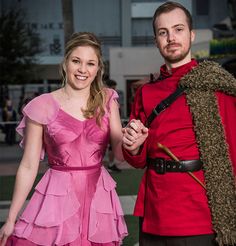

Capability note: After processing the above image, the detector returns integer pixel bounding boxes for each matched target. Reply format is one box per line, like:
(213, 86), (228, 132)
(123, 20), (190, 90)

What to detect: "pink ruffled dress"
(7, 88), (128, 246)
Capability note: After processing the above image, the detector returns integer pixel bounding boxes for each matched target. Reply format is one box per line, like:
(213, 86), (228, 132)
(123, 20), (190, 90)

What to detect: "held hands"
(0, 220), (14, 246)
(122, 119), (148, 155)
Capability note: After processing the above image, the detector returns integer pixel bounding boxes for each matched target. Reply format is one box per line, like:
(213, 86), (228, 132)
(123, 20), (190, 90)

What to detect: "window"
(196, 0), (209, 15)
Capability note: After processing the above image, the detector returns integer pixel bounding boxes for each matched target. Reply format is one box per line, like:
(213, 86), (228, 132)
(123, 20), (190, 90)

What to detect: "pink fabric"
(10, 88), (127, 246)
(16, 93), (59, 160)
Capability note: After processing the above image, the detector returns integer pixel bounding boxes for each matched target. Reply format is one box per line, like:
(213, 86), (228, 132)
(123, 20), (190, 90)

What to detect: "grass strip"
(0, 169), (144, 200)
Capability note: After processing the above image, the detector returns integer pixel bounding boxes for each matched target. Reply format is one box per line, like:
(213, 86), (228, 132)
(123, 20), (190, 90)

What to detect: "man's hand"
(122, 119), (148, 155)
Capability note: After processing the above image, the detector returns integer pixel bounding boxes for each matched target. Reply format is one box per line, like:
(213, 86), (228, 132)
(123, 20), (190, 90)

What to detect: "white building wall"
(109, 47), (164, 117)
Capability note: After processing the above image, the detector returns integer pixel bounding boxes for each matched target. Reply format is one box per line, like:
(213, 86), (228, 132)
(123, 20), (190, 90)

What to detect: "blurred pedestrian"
(2, 97), (17, 145)
(18, 92), (39, 119)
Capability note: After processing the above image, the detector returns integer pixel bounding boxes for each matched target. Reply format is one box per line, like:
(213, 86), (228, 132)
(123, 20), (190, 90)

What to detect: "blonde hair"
(60, 32), (106, 126)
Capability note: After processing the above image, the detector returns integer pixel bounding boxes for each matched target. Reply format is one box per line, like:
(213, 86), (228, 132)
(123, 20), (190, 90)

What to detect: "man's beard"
(160, 41), (191, 64)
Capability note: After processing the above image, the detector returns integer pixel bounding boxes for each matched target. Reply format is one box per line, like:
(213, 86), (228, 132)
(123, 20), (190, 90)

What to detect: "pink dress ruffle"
(8, 89), (127, 246)
(16, 93), (59, 160)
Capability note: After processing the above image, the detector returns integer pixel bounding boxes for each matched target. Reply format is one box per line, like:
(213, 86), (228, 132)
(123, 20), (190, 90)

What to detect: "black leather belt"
(148, 158), (203, 174)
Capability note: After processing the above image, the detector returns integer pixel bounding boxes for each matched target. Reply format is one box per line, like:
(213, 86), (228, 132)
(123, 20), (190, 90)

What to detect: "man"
(122, 2), (236, 246)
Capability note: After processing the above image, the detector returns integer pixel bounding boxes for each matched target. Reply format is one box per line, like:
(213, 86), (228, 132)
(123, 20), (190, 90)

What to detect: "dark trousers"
(139, 218), (218, 246)
(4, 124), (16, 145)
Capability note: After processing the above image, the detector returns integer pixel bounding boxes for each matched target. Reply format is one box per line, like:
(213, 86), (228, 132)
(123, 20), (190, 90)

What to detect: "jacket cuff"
(122, 141), (147, 168)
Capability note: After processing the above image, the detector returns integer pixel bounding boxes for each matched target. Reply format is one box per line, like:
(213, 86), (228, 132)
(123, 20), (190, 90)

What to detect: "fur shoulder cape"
(179, 60), (236, 246)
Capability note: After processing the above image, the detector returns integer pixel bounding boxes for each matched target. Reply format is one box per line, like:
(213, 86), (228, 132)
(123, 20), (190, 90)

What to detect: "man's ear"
(191, 30), (195, 43)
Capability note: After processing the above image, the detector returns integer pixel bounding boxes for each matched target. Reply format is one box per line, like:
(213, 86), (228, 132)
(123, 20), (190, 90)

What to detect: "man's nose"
(167, 32), (175, 43)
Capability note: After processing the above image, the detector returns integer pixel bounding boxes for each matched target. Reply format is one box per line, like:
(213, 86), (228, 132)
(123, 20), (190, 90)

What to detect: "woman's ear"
(62, 61), (67, 73)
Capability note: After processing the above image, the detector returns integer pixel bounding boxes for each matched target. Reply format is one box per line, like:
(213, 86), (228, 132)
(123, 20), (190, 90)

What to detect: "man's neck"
(165, 54), (192, 72)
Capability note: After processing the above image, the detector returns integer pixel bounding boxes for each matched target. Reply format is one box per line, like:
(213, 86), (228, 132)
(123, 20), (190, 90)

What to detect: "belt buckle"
(155, 158), (166, 174)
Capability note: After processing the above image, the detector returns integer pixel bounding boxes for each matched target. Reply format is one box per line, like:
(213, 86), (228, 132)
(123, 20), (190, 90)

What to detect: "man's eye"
(159, 31), (167, 36)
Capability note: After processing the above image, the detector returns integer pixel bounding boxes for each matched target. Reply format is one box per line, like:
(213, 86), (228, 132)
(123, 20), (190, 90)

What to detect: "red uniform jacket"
(123, 60), (236, 236)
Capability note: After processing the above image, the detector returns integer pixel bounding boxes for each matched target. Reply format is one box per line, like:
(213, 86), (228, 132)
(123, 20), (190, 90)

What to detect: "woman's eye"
(72, 59), (80, 63)
(88, 62), (95, 66)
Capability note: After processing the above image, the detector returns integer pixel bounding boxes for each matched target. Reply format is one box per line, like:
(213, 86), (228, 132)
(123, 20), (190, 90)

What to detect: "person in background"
(122, 1), (236, 246)
(18, 92), (40, 119)
(2, 97), (17, 145)
(105, 79), (122, 172)
(0, 32), (127, 246)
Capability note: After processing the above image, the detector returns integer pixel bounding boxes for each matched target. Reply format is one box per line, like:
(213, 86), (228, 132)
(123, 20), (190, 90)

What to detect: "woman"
(0, 32), (128, 246)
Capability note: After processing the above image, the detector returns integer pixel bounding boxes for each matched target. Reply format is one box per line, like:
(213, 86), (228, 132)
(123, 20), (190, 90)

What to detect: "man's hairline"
(153, 7), (192, 36)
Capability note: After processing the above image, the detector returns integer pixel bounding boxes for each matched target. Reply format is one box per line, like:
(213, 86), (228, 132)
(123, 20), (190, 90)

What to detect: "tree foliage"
(0, 9), (41, 85)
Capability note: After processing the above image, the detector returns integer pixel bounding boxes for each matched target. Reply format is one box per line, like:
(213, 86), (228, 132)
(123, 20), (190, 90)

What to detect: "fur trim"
(180, 60), (236, 95)
(180, 61), (236, 246)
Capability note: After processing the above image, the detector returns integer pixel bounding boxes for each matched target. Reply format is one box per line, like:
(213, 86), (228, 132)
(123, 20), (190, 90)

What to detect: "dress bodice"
(16, 88), (118, 165)
(44, 106), (109, 168)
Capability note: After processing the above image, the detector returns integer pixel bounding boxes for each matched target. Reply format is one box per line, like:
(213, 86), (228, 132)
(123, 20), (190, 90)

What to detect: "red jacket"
(123, 60), (236, 236)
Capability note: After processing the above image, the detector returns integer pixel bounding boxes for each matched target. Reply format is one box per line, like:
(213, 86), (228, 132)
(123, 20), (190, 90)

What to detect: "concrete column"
(121, 0), (132, 47)
(43, 79), (48, 93)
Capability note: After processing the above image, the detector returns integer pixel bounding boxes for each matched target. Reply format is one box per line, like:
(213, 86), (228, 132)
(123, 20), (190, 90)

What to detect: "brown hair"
(60, 32), (106, 126)
(152, 1), (193, 36)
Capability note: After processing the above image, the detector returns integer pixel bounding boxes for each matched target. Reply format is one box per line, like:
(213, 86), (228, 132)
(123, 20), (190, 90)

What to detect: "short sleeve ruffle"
(105, 88), (119, 113)
(16, 94), (59, 160)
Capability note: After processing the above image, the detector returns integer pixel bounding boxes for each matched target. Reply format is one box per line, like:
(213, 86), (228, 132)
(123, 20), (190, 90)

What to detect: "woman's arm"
(0, 118), (43, 245)
(109, 99), (124, 162)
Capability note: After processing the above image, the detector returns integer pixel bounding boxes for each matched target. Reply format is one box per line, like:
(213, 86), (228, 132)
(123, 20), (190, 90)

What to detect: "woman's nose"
(78, 63), (86, 73)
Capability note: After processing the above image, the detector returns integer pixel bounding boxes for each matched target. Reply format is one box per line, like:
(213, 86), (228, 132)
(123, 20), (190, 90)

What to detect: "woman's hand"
(122, 119), (148, 155)
(0, 220), (15, 246)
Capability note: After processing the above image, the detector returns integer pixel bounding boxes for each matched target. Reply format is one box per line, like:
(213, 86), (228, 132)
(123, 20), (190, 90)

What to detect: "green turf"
(0, 174), (43, 200)
(0, 169), (144, 200)
(110, 168), (144, 195)
(123, 215), (139, 246)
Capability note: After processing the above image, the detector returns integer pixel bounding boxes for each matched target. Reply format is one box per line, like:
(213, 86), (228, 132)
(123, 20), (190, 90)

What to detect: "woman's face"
(65, 45), (99, 91)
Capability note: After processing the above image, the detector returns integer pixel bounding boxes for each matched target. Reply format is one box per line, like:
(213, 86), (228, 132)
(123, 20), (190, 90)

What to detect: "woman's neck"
(63, 85), (90, 102)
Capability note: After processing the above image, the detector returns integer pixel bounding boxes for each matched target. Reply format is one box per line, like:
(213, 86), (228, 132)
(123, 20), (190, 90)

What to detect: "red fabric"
(123, 59), (236, 236)
(216, 91), (236, 177)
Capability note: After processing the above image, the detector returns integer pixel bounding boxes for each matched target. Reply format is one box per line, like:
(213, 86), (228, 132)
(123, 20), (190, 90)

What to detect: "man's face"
(154, 8), (195, 67)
